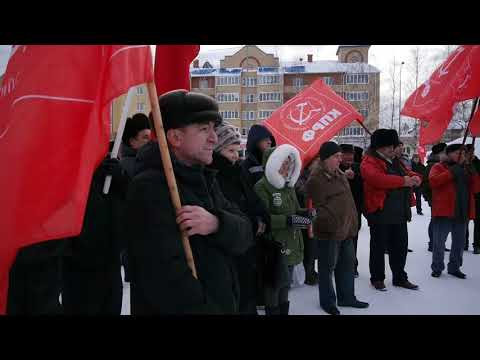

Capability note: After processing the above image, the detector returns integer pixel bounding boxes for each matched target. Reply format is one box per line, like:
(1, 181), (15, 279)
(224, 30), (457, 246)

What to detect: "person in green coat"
(254, 144), (314, 315)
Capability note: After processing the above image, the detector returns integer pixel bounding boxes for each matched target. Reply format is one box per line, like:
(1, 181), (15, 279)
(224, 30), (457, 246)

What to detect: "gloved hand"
(287, 215), (312, 229)
(306, 208), (317, 220)
(101, 157), (122, 179)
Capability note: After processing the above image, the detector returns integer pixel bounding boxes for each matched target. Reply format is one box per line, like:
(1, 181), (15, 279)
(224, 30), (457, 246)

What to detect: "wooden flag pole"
(461, 97), (479, 146)
(146, 82), (198, 279)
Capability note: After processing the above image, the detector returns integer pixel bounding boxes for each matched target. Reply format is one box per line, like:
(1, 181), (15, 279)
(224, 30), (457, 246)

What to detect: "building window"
(258, 74), (281, 85)
(258, 110), (274, 119)
(220, 111), (239, 120)
(216, 76), (240, 86)
(199, 79), (209, 89)
(339, 126), (365, 137)
(293, 77), (303, 87)
(136, 86), (144, 95)
(345, 91), (369, 102)
(242, 111), (256, 121)
(242, 77), (257, 87)
(137, 103), (145, 112)
(243, 94), (257, 103)
(216, 93), (240, 103)
(323, 77), (334, 86)
(259, 92), (281, 102)
(358, 109), (368, 118)
(345, 73), (369, 84)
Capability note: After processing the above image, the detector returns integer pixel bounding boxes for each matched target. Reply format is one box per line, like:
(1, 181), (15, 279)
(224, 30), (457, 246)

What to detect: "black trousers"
(414, 188), (422, 213)
(317, 238), (356, 309)
(369, 223), (408, 284)
(7, 257), (63, 315)
(235, 247), (258, 315)
(62, 258), (123, 315)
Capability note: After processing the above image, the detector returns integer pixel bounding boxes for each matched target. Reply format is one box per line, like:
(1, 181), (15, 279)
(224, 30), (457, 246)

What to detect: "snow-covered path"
(121, 199), (480, 315)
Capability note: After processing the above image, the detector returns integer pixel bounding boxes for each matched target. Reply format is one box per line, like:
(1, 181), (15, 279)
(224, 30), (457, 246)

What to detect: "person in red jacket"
(361, 129), (420, 291)
(429, 143), (480, 279)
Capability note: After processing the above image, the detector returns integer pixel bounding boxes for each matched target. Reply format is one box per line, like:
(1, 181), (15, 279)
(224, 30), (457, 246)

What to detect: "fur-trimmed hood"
(263, 144), (302, 189)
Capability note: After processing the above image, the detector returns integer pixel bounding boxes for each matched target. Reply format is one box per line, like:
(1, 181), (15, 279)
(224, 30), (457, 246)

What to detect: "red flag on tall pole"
(401, 45), (480, 129)
(263, 79), (364, 169)
(468, 100), (480, 136)
(0, 45), (153, 314)
(154, 45), (200, 95)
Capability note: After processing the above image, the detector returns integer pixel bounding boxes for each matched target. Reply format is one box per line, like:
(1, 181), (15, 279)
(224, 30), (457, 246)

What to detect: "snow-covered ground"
(121, 199), (480, 315)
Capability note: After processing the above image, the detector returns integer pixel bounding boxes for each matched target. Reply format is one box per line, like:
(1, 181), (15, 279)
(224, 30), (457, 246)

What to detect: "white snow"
(121, 198), (480, 315)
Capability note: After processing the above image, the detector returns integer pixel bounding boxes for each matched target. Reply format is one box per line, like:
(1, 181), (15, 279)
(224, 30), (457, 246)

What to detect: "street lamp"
(399, 61), (405, 135)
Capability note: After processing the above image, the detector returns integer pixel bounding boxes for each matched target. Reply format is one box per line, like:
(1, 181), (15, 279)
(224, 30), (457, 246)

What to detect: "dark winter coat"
(241, 125), (276, 188)
(340, 162), (364, 216)
(306, 159), (358, 241)
(422, 154), (440, 206)
(126, 141), (253, 315)
(63, 162), (126, 269)
(119, 144), (137, 179)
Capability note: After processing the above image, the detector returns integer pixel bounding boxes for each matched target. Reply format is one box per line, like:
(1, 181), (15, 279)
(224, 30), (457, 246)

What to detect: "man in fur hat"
(124, 90), (253, 314)
(361, 129), (420, 292)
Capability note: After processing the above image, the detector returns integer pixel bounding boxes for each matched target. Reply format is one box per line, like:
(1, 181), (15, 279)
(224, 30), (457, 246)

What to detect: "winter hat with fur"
(264, 144), (302, 189)
(214, 121), (241, 153)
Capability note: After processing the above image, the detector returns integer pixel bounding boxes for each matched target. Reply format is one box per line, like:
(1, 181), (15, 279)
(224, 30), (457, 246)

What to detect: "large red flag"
(0, 45), (153, 314)
(154, 45), (200, 95)
(402, 45), (480, 127)
(417, 114), (452, 146)
(469, 101), (480, 136)
(263, 79), (364, 168)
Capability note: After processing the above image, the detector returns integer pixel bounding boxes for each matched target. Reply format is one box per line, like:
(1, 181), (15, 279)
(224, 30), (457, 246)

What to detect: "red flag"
(0, 45), (153, 314)
(401, 45), (480, 126)
(263, 79), (364, 168)
(469, 101), (480, 136)
(154, 45), (200, 95)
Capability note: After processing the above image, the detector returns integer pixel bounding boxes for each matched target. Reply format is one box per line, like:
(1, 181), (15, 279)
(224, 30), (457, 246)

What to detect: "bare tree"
(389, 57), (397, 129)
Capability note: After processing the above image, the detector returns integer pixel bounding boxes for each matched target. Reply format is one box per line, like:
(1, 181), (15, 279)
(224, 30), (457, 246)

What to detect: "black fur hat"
(431, 143), (447, 154)
(159, 89), (222, 131)
(370, 129), (400, 149)
(340, 144), (354, 153)
(122, 113), (150, 145)
(446, 143), (463, 154)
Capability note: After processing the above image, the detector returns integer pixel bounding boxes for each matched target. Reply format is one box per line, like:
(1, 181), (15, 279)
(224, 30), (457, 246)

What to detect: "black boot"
(265, 305), (280, 315)
(279, 301), (290, 315)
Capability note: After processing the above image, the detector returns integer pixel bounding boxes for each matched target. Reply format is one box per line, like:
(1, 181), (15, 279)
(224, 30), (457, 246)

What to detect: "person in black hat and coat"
(361, 129), (420, 292)
(125, 90), (253, 314)
(339, 144), (364, 277)
(241, 124), (276, 188)
(422, 143), (449, 252)
(120, 113), (151, 179)
(208, 121), (270, 314)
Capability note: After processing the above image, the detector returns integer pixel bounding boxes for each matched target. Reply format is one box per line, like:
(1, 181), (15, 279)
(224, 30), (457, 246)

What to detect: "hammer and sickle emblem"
(288, 101), (322, 126)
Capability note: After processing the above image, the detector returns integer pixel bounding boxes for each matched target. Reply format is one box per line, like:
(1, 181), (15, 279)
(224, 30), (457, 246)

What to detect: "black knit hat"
(320, 141), (341, 160)
(370, 129), (400, 149)
(446, 143), (463, 154)
(340, 144), (354, 153)
(122, 113), (150, 145)
(431, 143), (447, 154)
(159, 89), (222, 132)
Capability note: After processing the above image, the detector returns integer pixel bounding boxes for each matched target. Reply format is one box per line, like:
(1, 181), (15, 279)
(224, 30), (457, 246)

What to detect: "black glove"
(101, 157), (122, 179)
(286, 215), (312, 229)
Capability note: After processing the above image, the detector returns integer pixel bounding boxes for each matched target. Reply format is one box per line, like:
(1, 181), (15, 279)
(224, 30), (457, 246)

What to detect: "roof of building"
(336, 45), (371, 55)
(190, 60), (380, 77)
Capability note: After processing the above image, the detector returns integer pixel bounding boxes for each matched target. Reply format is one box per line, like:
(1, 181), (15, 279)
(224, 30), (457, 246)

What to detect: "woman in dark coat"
(209, 121), (270, 314)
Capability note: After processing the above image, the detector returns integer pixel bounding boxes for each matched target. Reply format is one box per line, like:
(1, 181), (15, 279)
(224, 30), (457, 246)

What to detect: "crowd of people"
(6, 90), (480, 315)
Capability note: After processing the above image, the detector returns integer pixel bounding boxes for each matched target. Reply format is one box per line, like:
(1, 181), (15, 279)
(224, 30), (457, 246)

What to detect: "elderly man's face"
(169, 122), (218, 166)
(341, 152), (354, 168)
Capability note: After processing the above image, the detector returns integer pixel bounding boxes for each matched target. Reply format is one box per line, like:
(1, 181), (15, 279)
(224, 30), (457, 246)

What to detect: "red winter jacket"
(429, 162), (480, 219)
(360, 153), (420, 214)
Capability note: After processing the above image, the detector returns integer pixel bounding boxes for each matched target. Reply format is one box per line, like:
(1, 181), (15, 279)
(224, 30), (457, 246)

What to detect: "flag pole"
(103, 86), (136, 194)
(356, 119), (372, 136)
(461, 97), (479, 146)
(146, 81), (197, 279)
